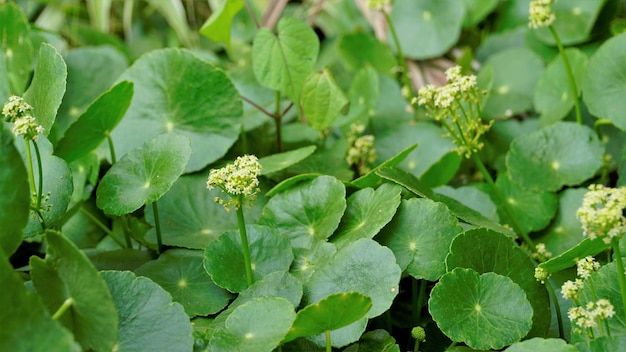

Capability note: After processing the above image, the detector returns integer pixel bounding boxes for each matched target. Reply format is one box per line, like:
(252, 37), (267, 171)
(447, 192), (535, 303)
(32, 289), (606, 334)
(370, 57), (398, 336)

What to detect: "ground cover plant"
(4, 0), (626, 351)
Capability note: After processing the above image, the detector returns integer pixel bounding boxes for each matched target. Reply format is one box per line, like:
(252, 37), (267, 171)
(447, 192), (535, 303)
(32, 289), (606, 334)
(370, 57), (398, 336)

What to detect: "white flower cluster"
(207, 155), (262, 210)
(577, 256), (600, 279)
(529, 0), (556, 29)
(568, 299), (614, 330)
(534, 267), (549, 284)
(414, 66), (490, 159)
(561, 278), (584, 300)
(576, 184), (626, 244)
(533, 243), (552, 262)
(3, 96), (44, 141)
(346, 123), (377, 175)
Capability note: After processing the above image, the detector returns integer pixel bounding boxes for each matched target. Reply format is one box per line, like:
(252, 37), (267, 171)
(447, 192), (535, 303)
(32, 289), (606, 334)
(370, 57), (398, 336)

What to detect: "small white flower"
(2, 95), (33, 122)
(12, 115), (44, 141)
(529, 0), (557, 29)
(207, 155), (262, 210)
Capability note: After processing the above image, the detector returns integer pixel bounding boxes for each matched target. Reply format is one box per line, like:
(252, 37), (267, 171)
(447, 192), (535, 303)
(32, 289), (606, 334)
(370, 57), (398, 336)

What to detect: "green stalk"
(152, 201), (163, 254)
(325, 330), (332, 352)
(24, 140), (37, 205)
(105, 132), (117, 164)
(544, 279), (565, 338)
(382, 10), (415, 101)
(611, 237), (626, 320)
(236, 196), (254, 286)
(79, 206), (126, 248)
(414, 339), (420, 352)
(121, 215), (132, 249)
(471, 153), (535, 249)
(32, 141), (44, 210)
(52, 297), (74, 320)
(548, 26), (581, 125)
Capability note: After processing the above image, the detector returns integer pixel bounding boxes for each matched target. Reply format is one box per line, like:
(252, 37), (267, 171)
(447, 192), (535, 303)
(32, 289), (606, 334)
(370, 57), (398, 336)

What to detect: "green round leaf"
(135, 249), (232, 317)
(0, 125), (29, 255)
(481, 47), (544, 118)
(577, 336), (626, 352)
(96, 133), (191, 215)
(113, 48), (242, 172)
(429, 268), (533, 350)
(203, 225), (294, 293)
(283, 292), (372, 342)
(496, 172), (558, 233)
(532, 0), (607, 46)
(446, 228), (551, 337)
(506, 122), (604, 192)
(234, 271), (303, 310)
(505, 337), (577, 352)
(337, 33), (397, 74)
(101, 270), (193, 352)
(209, 297), (296, 352)
(462, 0), (498, 27)
(535, 188), (586, 256)
(56, 46), (128, 137)
(583, 32), (626, 130)
(55, 81), (133, 163)
(0, 2), (33, 95)
(304, 239), (401, 346)
(0, 248), (80, 351)
(534, 49), (587, 125)
(343, 330), (400, 352)
(252, 17), (319, 103)
(259, 145), (317, 175)
(435, 185), (499, 222)
(31, 231), (118, 351)
(302, 69), (349, 131)
(389, 0), (465, 59)
(259, 175), (346, 250)
(331, 183), (402, 248)
(23, 43), (67, 135)
(378, 198), (463, 281)
(17, 136), (73, 241)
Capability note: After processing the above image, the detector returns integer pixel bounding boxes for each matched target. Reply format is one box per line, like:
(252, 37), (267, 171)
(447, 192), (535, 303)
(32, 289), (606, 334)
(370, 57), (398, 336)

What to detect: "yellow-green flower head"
(534, 267), (550, 284)
(346, 123), (377, 175)
(207, 155), (262, 210)
(12, 115), (44, 141)
(576, 256), (600, 279)
(2, 95), (33, 123)
(367, 0), (390, 11)
(576, 184), (626, 244)
(411, 326), (426, 342)
(529, 0), (556, 29)
(568, 299), (615, 330)
(561, 279), (584, 300)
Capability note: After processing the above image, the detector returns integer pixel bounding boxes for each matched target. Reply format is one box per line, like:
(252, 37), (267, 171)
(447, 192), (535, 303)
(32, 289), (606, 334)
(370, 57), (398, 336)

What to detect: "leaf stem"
(611, 237), (626, 321)
(24, 139), (37, 207)
(544, 278), (565, 338)
(32, 141), (44, 211)
(153, 201), (163, 254)
(548, 26), (581, 125)
(79, 206), (126, 248)
(52, 297), (74, 320)
(325, 330), (332, 352)
(274, 90), (283, 153)
(471, 153), (535, 249)
(236, 196), (254, 287)
(105, 132), (117, 164)
(121, 215), (132, 249)
(382, 10), (414, 101)
(242, 0), (261, 29)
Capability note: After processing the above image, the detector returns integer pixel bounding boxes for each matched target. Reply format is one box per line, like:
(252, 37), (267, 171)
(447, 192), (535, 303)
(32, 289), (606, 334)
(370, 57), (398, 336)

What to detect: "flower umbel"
(12, 115), (45, 141)
(529, 0), (556, 29)
(2, 95), (33, 123)
(561, 279), (584, 300)
(346, 123), (377, 175)
(568, 299), (615, 331)
(576, 184), (626, 244)
(414, 66), (491, 158)
(533, 243), (552, 262)
(207, 155), (262, 210)
(577, 256), (600, 279)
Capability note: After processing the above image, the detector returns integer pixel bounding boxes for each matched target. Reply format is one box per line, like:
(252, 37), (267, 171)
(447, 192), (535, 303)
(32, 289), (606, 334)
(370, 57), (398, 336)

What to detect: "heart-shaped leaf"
(0, 125), (29, 255)
(583, 32), (626, 131)
(96, 133), (191, 215)
(259, 175), (346, 250)
(378, 198), (463, 281)
(30, 231), (118, 351)
(302, 70), (349, 131)
(429, 268), (533, 350)
(55, 81), (133, 163)
(199, 0), (244, 49)
(252, 17), (319, 103)
(331, 183), (402, 248)
(112, 48), (242, 172)
(135, 249), (233, 317)
(101, 270), (193, 352)
(506, 122), (604, 192)
(203, 225), (294, 293)
(23, 43), (67, 135)
(283, 292), (372, 343)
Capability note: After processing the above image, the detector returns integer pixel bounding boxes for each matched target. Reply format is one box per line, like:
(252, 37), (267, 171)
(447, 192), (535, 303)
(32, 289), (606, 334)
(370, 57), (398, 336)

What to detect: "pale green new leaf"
(302, 70), (349, 131)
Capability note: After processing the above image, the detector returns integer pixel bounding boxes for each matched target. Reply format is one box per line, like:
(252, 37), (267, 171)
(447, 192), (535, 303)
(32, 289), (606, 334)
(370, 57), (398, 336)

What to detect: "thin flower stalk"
(529, 0), (581, 124)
